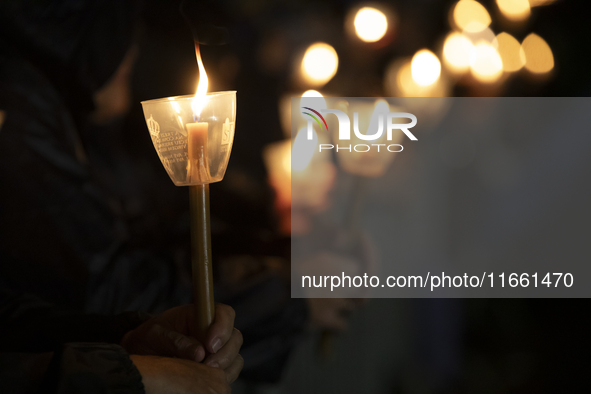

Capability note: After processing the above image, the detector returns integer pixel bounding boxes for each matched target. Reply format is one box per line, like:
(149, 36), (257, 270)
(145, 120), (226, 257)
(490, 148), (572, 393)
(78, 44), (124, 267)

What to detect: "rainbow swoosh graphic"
(301, 107), (328, 132)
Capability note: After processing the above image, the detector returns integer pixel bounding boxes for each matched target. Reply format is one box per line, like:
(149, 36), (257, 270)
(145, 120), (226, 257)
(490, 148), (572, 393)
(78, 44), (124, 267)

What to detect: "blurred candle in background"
(353, 7), (388, 43)
(299, 43), (339, 87)
(521, 33), (554, 75)
(264, 126), (335, 234)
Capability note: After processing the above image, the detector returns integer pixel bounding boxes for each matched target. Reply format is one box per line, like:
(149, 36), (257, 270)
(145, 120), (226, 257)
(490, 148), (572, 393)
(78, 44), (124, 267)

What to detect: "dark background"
(126, 1), (591, 393)
(1, 0), (590, 392)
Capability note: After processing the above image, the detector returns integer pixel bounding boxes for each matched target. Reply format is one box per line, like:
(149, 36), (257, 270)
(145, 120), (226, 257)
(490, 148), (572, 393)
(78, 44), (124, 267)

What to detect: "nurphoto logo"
(301, 106), (417, 153)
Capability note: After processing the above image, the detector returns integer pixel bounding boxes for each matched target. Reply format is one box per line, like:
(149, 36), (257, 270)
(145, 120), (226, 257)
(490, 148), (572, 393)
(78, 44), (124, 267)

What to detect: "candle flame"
(192, 43), (209, 118)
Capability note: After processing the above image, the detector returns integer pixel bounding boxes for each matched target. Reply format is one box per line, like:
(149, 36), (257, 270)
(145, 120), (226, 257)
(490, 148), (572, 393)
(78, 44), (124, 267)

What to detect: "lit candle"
(187, 122), (210, 183)
(140, 45), (237, 344)
(188, 42), (214, 341)
(187, 44), (211, 184)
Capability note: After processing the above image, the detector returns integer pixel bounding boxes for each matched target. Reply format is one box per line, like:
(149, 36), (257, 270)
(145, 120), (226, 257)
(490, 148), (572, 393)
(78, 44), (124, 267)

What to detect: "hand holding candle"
(141, 42), (236, 343)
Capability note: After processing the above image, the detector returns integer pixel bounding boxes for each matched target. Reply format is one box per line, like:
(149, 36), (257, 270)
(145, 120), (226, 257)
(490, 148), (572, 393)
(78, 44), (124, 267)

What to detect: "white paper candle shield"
(141, 91), (236, 186)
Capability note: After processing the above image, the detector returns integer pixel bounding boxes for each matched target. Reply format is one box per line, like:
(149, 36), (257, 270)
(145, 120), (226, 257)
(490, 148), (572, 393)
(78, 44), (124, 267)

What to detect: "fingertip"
(209, 337), (222, 354)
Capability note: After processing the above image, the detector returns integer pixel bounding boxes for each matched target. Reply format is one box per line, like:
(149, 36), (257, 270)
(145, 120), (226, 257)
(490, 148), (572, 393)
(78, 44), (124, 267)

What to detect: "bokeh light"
(453, 0), (492, 33)
(521, 33), (554, 74)
(496, 0), (531, 22)
(301, 43), (339, 86)
(411, 49), (441, 86)
(443, 32), (474, 73)
(385, 59), (447, 97)
(470, 41), (504, 83)
(496, 32), (525, 72)
(354, 7), (388, 42)
(302, 89), (323, 98)
(396, 61), (418, 95)
(464, 26), (497, 47)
